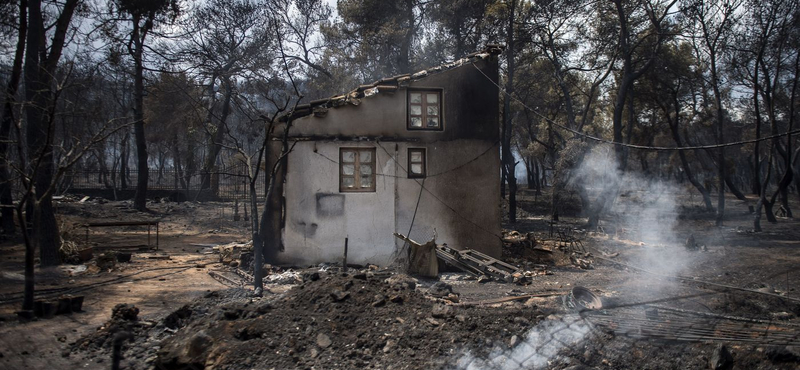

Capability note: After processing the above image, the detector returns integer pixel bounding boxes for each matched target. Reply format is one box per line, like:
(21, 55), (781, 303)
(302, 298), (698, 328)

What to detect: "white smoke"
(454, 316), (590, 370)
(574, 147), (693, 283)
(454, 149), (696, 369)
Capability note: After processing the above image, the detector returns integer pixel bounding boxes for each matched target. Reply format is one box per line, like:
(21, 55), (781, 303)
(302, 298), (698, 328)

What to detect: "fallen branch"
(452, 291), (567, 307)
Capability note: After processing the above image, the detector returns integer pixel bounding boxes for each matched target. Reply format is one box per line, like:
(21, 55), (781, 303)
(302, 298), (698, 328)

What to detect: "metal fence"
(64, 164), (266, 201)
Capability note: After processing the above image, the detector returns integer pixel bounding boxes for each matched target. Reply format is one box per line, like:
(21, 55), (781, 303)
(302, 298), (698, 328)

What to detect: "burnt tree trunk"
(776, 50), (800, 218)
(398, 0), (414, 74)
(172, 135), (186, 189)
(131, 16), (149, 211)
(755, 149), (775, 232)
(500, 166), (506, 198)
(502, 0), (517, 224)
(667, 96), (713, 211)
(24, 0), (79, 266)
(588, 0), (635, 228)
(185, 137), (195, 189)
(724, 174), (747, 201)
(524, 157), (534, 190)
(752, 55), (763, 195)
(254, 120), (292, 292)
(201, 78), (233, 192)
(119, 131), (129, 189)
(0, 0), (26, 235)
(156, 150), (165, 185)
(713, 68), (725, 225)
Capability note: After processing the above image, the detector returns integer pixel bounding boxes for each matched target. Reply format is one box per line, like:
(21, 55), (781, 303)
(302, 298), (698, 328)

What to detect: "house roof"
(278, 45), (504, 122)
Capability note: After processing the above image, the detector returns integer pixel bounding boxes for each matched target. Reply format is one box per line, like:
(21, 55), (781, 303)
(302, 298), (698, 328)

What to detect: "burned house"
(267, 46), (503, 266)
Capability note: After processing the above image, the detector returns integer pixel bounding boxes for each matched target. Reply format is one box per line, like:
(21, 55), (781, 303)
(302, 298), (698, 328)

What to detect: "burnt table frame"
(84, 221), (159, 250)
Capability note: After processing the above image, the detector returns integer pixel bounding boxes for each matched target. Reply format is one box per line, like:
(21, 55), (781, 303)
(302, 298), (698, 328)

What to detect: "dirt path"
(0, 199), (246, 370)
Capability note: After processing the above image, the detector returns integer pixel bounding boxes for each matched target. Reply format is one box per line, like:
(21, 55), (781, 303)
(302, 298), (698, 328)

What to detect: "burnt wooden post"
(343, 237), (348, 273)
(111, 331), (132, 370)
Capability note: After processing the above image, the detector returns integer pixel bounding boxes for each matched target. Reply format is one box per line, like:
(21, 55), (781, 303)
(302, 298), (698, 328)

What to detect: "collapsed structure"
(265, 46), (504, 266)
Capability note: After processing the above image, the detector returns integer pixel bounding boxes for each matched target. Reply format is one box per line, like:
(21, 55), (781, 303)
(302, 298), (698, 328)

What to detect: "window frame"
(407, 148), (427, 178)
(407, 89), (443, 131)
(339, 147), (377, 193)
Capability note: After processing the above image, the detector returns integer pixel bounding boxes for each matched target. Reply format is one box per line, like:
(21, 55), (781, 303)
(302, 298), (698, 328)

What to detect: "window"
(408, 90), (442, 130)
(408, 148), (426, 178)
(340, 148), (376, 192)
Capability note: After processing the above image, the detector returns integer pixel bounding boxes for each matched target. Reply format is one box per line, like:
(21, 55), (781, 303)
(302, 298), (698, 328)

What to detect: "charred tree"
(131, 18), (148, 211)
(587, 0), (674, 228)
(724, 172), (748, 201)
(752, 46), (765, 195)
(112, 0), (180, 210)
(685, 0), (742, 225)
(665, 95), (713, 211)
(754, 160), (770, 231)
(201, 78), (233, 193)
(502, 0), (518, 224)
(0, 0), (26, 235)
(24, 0), (80, 266)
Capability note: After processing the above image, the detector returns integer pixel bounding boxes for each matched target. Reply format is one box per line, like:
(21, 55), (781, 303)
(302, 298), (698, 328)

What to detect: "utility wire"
(374, 144), (505, 242)
(311, 140), (499, 178)
(311, 143), (506, 241)
(395, 176), (426, 262)
(471, 63), (799, 151)
(591, 251), (800, 304)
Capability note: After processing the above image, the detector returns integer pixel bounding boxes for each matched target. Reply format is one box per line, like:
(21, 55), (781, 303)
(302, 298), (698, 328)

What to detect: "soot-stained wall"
(289, 58), (499, 143)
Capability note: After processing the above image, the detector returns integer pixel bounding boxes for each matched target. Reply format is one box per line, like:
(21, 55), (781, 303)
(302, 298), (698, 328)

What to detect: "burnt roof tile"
(278, 45), (503, 122)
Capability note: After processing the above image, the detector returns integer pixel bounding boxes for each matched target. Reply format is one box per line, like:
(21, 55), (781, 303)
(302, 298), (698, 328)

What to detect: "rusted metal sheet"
(393, 233), (438, 278)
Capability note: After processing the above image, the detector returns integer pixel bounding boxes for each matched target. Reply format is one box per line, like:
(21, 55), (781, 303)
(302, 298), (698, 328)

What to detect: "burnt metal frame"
(84, 221), (159, 250)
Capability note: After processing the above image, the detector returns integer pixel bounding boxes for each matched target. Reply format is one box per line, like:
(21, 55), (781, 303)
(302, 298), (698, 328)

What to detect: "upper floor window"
(340, 148), (376, 192)
(408, 90), (442, 130)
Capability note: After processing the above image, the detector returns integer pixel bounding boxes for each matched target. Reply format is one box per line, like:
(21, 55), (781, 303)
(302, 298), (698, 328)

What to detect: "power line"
(374, 144), (505, 242)
(312, 141), (499, 178)
(426, 141), (499, 177)
(471, 63), (799, 151)
(314, 143), (504, 240)
(311, 142), (504, 240)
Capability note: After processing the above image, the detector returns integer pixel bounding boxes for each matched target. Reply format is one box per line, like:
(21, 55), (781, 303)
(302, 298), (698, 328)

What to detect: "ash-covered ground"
(1, 190), (800, 370)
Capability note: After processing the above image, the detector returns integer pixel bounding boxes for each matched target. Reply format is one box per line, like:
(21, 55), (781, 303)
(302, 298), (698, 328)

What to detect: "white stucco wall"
(279, 141), (398, 266)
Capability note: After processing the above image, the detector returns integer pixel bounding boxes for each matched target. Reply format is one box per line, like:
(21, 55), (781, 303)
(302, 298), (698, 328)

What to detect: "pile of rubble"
(75, 271), (546, 370)
(214, 241), (253, 267)
(396, 233), (547, 285)
(73, 304), (145, 353)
